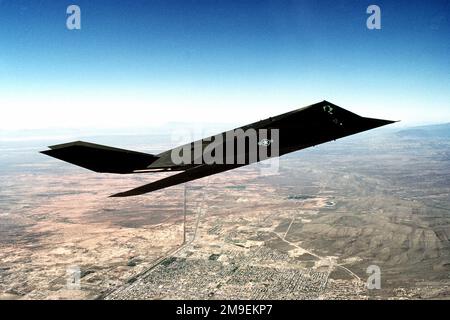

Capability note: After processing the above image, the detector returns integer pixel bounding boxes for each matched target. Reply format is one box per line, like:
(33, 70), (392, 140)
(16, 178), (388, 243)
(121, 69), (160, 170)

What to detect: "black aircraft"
(41, 101), (395, 197)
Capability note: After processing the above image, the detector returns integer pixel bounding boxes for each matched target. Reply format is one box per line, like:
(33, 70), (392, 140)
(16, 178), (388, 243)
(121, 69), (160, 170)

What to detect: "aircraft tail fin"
(41, 141), (159, 174)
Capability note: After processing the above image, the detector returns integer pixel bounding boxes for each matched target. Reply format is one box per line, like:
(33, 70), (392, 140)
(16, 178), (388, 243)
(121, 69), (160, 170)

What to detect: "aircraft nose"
(360, 117), (398, 130)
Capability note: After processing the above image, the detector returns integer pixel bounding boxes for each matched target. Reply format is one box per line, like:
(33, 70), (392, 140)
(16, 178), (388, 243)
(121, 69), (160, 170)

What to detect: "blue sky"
(0, 0), (449, 130)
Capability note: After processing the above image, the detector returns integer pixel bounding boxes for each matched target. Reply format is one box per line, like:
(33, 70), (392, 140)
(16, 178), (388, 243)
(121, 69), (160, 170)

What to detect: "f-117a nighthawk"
(41, 101), (395, 197)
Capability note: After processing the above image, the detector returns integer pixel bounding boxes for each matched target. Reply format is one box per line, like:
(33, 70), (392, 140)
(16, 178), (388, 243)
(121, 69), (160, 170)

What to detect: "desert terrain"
(1, 125), (450, 299)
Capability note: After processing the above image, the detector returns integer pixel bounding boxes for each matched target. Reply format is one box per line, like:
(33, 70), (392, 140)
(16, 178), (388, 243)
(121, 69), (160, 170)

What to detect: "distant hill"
(396, 123), (450, 139)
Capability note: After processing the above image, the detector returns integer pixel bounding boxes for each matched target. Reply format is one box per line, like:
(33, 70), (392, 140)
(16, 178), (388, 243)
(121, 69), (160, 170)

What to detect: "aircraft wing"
(110, 164), (241, 197)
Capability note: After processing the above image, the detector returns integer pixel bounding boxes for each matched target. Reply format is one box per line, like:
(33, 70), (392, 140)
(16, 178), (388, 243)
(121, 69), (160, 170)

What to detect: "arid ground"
(1, 125), (450, 299)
